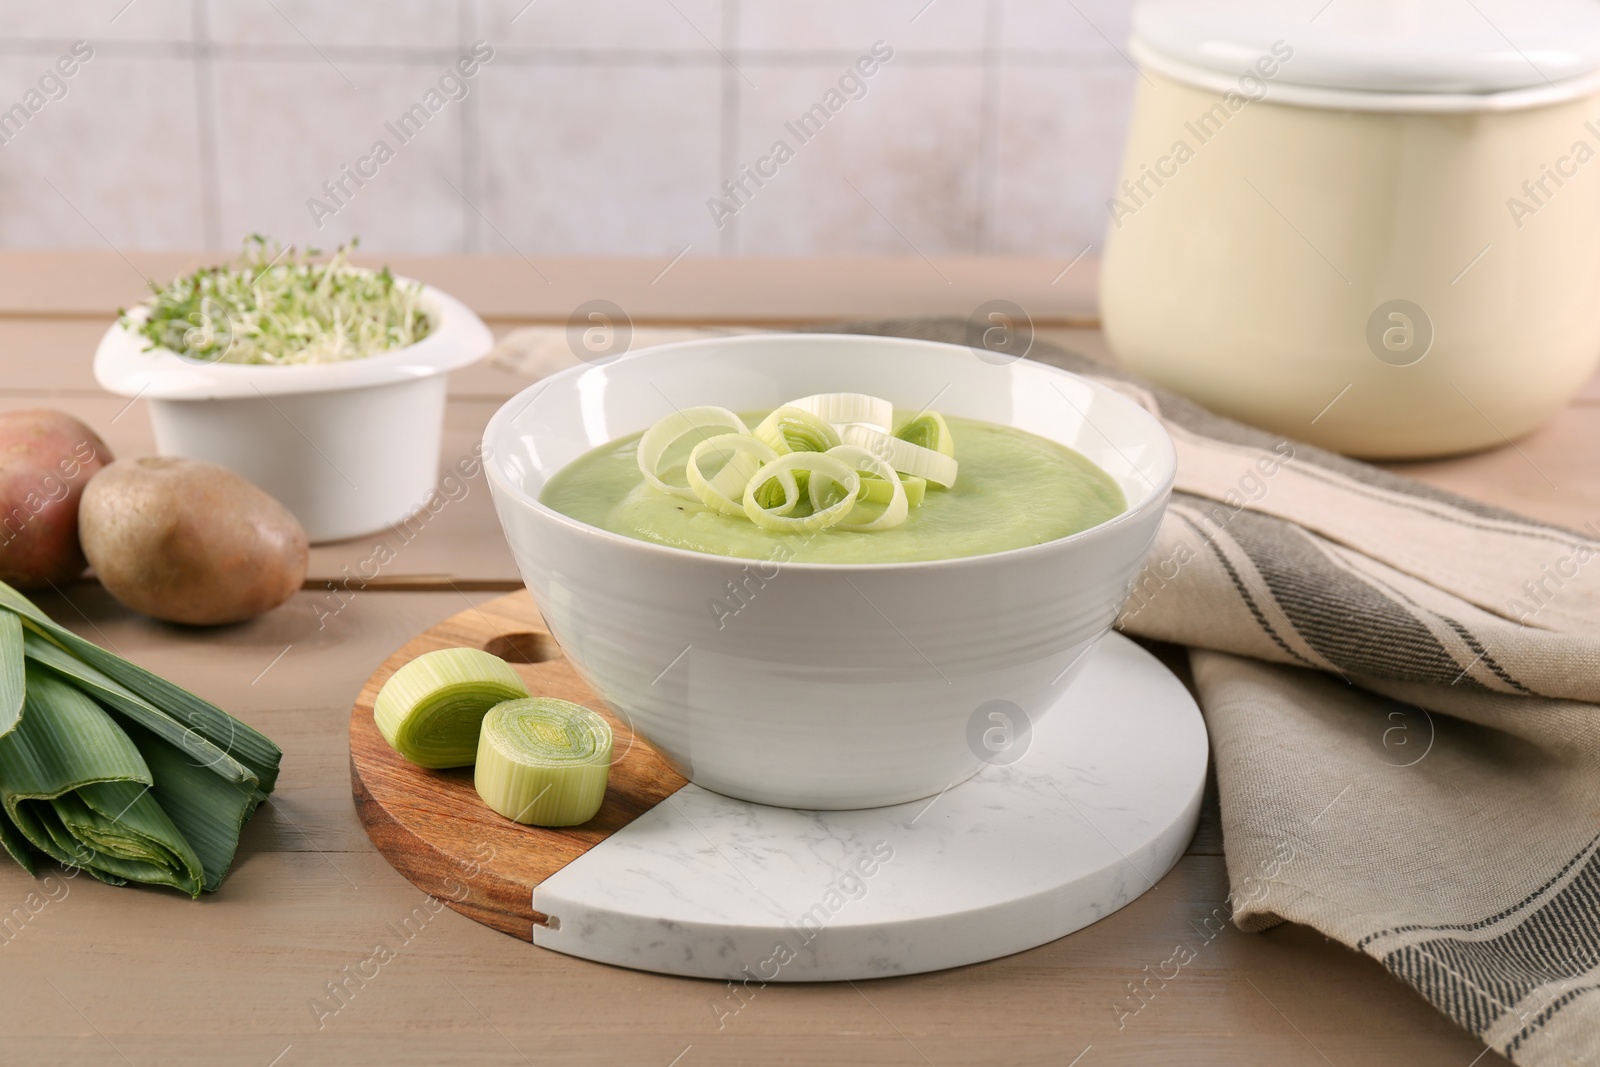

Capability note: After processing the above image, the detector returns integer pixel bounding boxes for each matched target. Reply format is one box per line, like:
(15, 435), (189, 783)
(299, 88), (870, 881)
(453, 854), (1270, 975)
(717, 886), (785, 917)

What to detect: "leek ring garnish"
(635, 406), (749, 500)
(635, 395), (952, 530)
(823, 444), (909, 531)
(787, 392), (893, 431)
(753, 406), (841, 454)
(743, 452), (861, 532)
(686, 434), (778, 516)
(839, 424), (959, 488)
(474, 698), (612, 827)
(373, 647), (530, 769)
(895, 411), (957, 457)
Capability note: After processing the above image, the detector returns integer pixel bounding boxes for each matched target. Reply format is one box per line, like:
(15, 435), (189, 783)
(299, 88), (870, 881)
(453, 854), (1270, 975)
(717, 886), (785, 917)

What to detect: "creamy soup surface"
(539, 412), (1127, 564)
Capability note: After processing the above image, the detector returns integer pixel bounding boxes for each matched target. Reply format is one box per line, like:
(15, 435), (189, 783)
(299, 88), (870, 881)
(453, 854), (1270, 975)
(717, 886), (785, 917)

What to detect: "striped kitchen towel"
(492, 319), (1600, 1065)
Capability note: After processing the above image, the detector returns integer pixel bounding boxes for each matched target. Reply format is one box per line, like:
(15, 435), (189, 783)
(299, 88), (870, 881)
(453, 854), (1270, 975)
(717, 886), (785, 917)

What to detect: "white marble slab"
(531, 633), (1208, 981)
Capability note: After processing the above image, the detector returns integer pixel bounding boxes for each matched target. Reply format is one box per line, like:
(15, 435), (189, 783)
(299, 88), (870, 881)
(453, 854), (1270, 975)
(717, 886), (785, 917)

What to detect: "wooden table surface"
(4, 251), (1592, 1067)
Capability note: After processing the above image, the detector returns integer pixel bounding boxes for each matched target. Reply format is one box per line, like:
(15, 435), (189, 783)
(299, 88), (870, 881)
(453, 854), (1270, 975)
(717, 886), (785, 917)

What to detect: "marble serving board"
(350, 591), (1209, 980)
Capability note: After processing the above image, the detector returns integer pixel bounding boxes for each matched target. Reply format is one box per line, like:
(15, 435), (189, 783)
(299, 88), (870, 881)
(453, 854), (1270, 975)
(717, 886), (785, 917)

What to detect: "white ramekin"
(483, 334), (1176, 810)
(95, 282), (493, 542)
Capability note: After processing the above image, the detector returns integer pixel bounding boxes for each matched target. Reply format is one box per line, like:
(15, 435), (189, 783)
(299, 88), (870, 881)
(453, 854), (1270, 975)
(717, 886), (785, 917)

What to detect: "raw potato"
(0, 410), (113, 588)
(80, 457), (309, 625)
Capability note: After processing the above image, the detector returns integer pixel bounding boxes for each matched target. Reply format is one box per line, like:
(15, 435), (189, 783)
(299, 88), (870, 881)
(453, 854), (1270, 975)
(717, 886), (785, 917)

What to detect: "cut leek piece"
(753, 406), (841, 454)
(474, 697), (612, 827)
(860, 473), (926, 507)
(374, 647), (529, 769)
(839, 424), (959, 488)
(787, 392), (894, 431)
(743, 452), (861, 533)
(635, 406), (749, 500)
(895, 411), (956, 457)
(825, 444), (909, 531)
(686, 433), (778, 516)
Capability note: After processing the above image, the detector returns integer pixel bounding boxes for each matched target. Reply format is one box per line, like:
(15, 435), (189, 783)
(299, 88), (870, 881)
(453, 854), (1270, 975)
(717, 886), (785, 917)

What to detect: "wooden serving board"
(349, 591), (687, 941)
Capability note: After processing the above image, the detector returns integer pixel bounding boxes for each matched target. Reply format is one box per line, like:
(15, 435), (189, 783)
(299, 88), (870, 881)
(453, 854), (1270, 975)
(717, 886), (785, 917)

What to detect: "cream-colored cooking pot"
(1101, 0), (1600, 458)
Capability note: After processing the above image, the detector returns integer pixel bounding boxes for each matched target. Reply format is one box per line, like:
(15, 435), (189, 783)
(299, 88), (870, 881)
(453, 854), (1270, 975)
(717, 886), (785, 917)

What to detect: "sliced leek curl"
(743, 452), (861, 533)
(787, 392), (893, 431)
(635, 392), (956, 533)
(754, 406), (841, 454)
(839, 424), (959, 488)
(896, 410), (957, 457)
(374, 647), (529, 769)
(635, 406), (749, 500)
(686, 434), (778, 516)
(475, 698), (612, 827)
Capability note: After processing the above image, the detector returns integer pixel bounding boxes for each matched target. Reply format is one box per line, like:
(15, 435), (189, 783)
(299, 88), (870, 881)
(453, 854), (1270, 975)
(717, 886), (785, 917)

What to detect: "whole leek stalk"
(0, 580), (280, 895)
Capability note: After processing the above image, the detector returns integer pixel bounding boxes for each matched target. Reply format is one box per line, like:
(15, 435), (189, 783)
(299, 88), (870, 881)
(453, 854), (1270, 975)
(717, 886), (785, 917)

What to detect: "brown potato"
(80, 457), (309, 625)
(0, 409), (113, 589)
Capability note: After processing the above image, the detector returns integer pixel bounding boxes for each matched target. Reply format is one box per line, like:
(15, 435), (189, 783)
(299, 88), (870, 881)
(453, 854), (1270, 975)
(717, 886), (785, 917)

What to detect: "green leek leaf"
(0, 581), (281, 791)
(0, 611), (22, 739)
(22, 630), (257, 790)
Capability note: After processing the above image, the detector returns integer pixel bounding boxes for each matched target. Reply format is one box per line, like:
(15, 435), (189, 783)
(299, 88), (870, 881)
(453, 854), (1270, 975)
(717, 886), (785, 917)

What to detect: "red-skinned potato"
(0, 410), (113, 589)
(79, 457), (309, 625)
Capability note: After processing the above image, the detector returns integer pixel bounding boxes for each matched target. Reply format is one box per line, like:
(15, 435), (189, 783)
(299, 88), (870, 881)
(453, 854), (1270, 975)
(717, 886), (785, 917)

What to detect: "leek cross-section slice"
(754, 406), (842, 454)
(373, 647), (530, 769)
(895, 411), (957, 457)
(743, 452), (861, 533)
(475, 697), (613, 827)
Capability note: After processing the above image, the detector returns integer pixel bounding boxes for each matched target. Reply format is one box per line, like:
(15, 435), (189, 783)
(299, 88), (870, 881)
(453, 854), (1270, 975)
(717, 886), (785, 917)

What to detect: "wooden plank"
(0, 849), (1500, 1065)
(1384, 400), (1600, 532)
(0, 250), (1100, 325)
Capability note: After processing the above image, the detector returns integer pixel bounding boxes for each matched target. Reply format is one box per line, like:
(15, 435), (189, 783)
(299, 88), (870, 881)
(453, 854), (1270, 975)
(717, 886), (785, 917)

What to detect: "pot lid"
(1132, 0), (1600, 96)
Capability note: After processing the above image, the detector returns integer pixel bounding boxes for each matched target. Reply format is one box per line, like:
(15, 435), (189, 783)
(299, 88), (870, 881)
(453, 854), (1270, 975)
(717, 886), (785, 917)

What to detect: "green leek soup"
(539, 413), (1127, 564)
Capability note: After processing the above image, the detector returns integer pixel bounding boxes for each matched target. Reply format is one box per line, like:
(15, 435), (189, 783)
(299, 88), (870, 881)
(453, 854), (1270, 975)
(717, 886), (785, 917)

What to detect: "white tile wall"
(0, 0), (1139, 257)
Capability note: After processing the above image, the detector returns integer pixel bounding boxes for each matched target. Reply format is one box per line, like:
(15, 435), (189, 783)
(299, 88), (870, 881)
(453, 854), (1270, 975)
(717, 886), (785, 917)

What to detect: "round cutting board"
(350, 591), (1209, 980)
(349, 591), (686, 941)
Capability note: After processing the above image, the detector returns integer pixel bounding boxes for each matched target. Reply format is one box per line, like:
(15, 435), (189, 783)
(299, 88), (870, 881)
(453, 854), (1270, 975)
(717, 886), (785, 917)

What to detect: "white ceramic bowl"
(94, 282), (493, 542)
(483, 334), (1176, 809)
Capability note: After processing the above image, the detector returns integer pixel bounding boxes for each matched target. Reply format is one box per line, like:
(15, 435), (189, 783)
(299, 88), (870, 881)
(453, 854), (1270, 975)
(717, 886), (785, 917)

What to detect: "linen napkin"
(492, 319), (1600, 1066)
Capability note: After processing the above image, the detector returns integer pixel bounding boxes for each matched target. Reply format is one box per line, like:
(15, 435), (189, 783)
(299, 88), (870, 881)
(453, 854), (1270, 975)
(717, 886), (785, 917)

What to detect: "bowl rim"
(482, 332), (1177, 574)
(94, 275), (494, 400)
